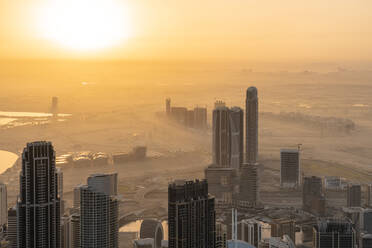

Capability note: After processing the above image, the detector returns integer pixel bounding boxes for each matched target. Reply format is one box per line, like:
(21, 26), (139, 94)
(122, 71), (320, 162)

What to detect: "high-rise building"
(360, 234), (372, 248)
(229, 107), (244, 169)
(280, 149), (300, 189)
(347, 184), (362, 207)
(270, 219), (296, 244)
(239, 219), (262, 247)
(205, 166), (236, 206)
(17, 141), (61, 248)
(303, 176), (326, 216)
(0, 183), (7, 228)
(213, 107), (231, 167)
(168, 180), (215, 248)
(193, 107), (207, 129)
(216, 220), (227, 248)
(238, 163), (259, 208)
(56, 168), (65, 216)
(73, 184), (82, 210)
(212, 106), (244, 169)
(70, 213), (80, 248)
(7, 207), (17, 248)
(313, 219), (355, 248)
(166, 98), (171, 116)
(245, 87), (258, 164)
(80, 173), (119, 248)
(61, 215), (71, 248)
(360, 209), (372, 234)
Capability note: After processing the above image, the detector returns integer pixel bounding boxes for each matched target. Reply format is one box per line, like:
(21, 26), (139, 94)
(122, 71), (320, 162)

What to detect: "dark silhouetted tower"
(347, 184), (362, 207)
(166, 98), (171, 116)
(17, 141), (61, 248)
(280, 149), (300, 188)
(213, 107), (231, 167)
(229, 107), (244, 169)
(245, 87), (258, 164)
(168, 180), (215, 248)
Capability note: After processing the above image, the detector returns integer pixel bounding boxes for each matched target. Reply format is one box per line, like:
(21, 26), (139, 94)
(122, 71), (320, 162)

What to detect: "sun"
(37, 0), (132, 51)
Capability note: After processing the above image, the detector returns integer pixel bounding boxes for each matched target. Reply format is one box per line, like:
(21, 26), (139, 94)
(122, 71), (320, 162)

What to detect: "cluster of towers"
(205, 86), (260, 208)
(5, 141), (119, 248)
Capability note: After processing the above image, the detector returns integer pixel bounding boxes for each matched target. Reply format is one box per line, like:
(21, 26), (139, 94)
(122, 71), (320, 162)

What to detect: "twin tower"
(212, 86), (258, 168)
(206, 87), (259, 208)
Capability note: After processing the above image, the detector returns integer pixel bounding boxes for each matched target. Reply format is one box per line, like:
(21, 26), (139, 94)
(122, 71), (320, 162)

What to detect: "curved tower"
(245, 87), (258, 164)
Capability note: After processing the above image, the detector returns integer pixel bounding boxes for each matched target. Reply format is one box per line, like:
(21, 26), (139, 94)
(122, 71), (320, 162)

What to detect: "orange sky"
(0, 0), (371, 62)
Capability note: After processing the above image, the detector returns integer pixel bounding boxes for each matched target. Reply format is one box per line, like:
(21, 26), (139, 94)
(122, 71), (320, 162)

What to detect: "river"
(0, 150), (18, 174)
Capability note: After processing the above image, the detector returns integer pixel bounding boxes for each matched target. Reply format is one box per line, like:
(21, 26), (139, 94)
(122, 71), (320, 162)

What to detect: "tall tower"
(166, 98), (171, 116)
(80, 173), (119, 248)
(229, 107), (244, 169)
(212, 107), (231, 167)
(168, 180), (215, 248)
(17, 141), (61, 248)
(245, 87), (258, 164)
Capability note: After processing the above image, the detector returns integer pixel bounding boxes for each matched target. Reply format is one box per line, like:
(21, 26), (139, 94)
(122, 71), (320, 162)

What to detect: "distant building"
(226, 240), (256, 248)
(73, 184), (82, 210)
(246, 87), (258, 164)
(80, 173), (119, 248)
(0, 183), (7, 228)
(134, 238), (155, 248)
(360, 233), (372, 248)
(238, 163), (259, 208)
(270, 219), (296, 245)
(360, 209), (372, 234)
(313, 218), (355, 248)
(266, 235), (295, 248)
(70, 213), (80, 248)
(140, 219), (164, 248)
(61, 215), (71, 248)
(7, 207), (16, 248)
(166, 98), (171, 116)
(165, 99), (207, 129)
(303, 176), (326, 216)
(168, 180), (215, 248)
(347, 184), (362, 207)
(325, 176), (342, 191)
(214, 100), (226, 109)
(51, 96), (59, 116)
(56, 168), (65, 215)
(205, 166), (236, 206)
(280, 149), (300, 189)
(212, 107), (231, 167)
(17, 141), (61, 248)
(239, 219), (262, 247)
(229, 107), (244, 169)
(216, 221), (227, 248)
(194, 107), (207, 129)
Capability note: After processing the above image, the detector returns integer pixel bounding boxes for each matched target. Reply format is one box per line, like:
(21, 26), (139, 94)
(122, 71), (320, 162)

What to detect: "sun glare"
(38, 0), (132, 51)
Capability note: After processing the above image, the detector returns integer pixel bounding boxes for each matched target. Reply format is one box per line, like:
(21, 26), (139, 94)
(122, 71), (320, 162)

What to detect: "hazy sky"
(0, 0), (371, 62)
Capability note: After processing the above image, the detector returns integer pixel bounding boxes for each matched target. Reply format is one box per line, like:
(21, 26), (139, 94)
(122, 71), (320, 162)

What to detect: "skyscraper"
(17, 141), (61, 248)
(80, 173), (119, 248)
(168, 180), (215, 248)
(245, 87), (258, 164)
(280, 149), (300, 189)
(0, 183), (7, 228)
(7, 207), (17, 248)
(347, 184), (362, 207)
(313, 219), (355, 248)
(229, 107), (244, 169)
(212, 106), (231, 167)
(238, 163), (259, 208)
